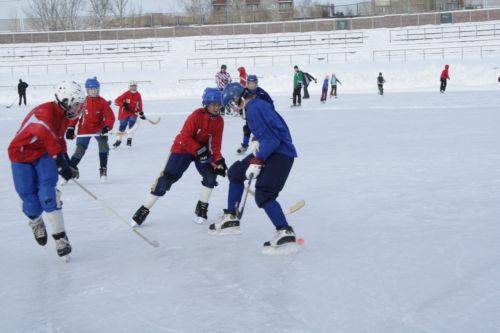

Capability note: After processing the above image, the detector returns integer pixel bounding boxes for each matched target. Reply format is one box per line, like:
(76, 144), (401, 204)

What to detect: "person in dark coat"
(302, 72), (317, 99)
(18, 79), (29, 106)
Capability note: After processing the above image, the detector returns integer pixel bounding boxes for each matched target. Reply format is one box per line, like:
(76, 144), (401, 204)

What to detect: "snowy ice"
(1, 20), (500, 333)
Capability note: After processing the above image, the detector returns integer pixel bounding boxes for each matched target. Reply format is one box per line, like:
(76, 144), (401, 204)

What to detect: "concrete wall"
(0, 9), (499, 44)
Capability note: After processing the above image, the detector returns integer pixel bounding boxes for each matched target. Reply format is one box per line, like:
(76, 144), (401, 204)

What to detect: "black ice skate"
(237, 144), (248, 154)
(126, 138), (132, 147)
(29, 217), (47, 246)
(208, 210), (240, 235)
(53, 232), (72, 257)
(113, 140), (121, 148)
(194, 200), (209, 224)
(262, 226), (298, 255)
(132, 205), (150, 226)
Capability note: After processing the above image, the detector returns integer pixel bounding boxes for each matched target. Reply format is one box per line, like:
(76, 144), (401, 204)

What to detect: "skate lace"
(56, 237), (69, 250)
(33, 224), (46, 238)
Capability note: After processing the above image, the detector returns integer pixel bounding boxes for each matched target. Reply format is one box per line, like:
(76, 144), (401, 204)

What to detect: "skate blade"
(208, 226), (241, 236)
(131, 221), (139, 228)
(62, 255), (71, 262)
(193, 216), (207, 225)
(262, 242), (299, 256)
(100, 176), (108, 183)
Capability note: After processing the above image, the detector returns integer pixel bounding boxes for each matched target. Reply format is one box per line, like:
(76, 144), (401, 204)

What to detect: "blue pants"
(119, 116), (137, 132)
(227, 153), (294, 228)
(11, 154), (60, 219)
(151, 153), (218, 196)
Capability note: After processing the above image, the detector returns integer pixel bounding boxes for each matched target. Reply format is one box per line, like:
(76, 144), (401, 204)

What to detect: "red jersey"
(69, 96), (115, 134)
(115, 90), (143, 120)
(170, 108), (224, 162)
(8, 102), (68, 163)
(238, 67), (247, 86)
(440, 66), (450, 80)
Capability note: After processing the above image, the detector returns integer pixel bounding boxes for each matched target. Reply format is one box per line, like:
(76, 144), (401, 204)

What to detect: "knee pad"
(73, 144), (87, 160)
(21, 195), (43, 218)
(40, 188), (59, 213)
(254, 188), (276, 208)
(243, 124), (251, 137)
(151, 175), (176, 196)
(201, 177), (218, 189)
(228, 161), (247, 184)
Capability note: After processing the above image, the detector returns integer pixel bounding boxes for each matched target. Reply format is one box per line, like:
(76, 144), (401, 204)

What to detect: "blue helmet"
(222, 82), (245, 107)
(85, 77), (100, 89)
(202, 87), (222, 107)
(247, 75), (258, 84)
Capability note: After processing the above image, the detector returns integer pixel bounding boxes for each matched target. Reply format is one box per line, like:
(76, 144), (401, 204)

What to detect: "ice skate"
(29, 217), (47, 246)
(53, 232), (72, 258)
(208, 210), (241, 235)
(126, 138), (132, 147)
(132, 205), (150, 227)
(237, 144), (248, 154)
(194, 200), (208, 224)
(262, 226), (298, 255)
(112, 140), (121, 149)
(99, 167), (107, 183)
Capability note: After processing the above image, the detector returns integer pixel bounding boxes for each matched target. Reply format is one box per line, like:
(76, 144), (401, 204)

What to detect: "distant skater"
(377, 72), (385, 95)
(440, 65), (450, 93)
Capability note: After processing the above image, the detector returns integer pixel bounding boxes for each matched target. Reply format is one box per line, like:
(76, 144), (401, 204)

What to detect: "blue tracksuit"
(228, 97), (297, 229)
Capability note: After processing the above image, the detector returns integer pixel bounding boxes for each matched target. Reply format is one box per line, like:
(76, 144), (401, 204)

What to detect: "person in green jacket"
(292, 65), (303, 107)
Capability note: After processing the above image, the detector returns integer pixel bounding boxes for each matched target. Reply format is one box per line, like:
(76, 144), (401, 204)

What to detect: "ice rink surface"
(1, 90), (499, 332)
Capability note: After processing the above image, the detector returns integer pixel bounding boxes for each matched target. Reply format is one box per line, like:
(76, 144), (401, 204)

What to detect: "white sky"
(0, 0), (345, 19)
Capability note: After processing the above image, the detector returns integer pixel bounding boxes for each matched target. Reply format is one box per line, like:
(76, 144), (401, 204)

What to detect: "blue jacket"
(245, 98), (297, 161)
(322, 79), (329, 90)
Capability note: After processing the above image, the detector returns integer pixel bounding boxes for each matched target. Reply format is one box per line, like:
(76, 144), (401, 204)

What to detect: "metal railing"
(194, 32), (364, 52)
(373, 44), (500, 62)
(0, 40), (170, 59)
(186, 51), (357, 69)
(390, 23), (500, 42)
(0, 59), (163, 76)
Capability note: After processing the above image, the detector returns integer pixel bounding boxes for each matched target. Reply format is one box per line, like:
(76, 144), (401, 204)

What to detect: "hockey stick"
(71, 179), (160, 248)
(144, 116), (161, 125)
(246, 187), (305, 215)
(5, 96), (18, 109)
(236, 175), (254, 219)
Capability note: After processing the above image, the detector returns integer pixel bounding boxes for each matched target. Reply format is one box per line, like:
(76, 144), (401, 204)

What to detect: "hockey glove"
(196, 146), (211, 164)
(139, 112), (146, 120)
(101, 126), (110, 135)
(65, 126), (75, 140)
(59, 166), (79, 181)
(212, 158), (228, 177)
(245, 157), (263, 179)
(123, 102), (130, 111)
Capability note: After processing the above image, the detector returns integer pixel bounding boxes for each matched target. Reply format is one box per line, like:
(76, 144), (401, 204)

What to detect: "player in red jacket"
(132, 88), (228, 226)
(440, 64), (450, 93)
(112, 80), (144, 148)
(8, 81), (85, 259)
(237, 66), (247, 87)
(66, 77), (115, 181)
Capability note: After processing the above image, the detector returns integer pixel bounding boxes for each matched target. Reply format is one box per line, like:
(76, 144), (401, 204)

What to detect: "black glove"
(56, 153), (79, 181)
(66, 126), (75, 140)
(123, 102), (130, 111)
(213, 158), (228, 177)
(196, 146), (211, 163)
(139, 112), (146, 120)
(101, 126), (110, 135)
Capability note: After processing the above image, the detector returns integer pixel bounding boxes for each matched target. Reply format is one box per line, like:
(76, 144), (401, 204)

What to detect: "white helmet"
(129, 80), (138, 92)
(54, 81), (85, 120)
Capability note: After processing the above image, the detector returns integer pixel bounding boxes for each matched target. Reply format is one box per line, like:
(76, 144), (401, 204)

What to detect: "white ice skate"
(99, 167), (108, 183)
(53, 232), (72, 261)
(262, 226), (298, 255)
(194, 200), (208, 224)
(208, 210), (241, 235)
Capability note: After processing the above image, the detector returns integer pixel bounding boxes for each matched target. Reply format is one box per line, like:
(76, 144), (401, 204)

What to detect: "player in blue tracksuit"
(237, 75), (275, 154)
(210, 82), (298, 253)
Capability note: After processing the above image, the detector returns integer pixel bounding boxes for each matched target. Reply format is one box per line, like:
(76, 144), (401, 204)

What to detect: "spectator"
(18, 79), (28, 106)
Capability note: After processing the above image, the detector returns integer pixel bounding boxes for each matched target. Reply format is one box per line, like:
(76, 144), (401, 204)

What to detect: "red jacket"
(440, 66), (450, 80)
(170, 108), (224, 162)
(115, 91), (143, 120)
(238, 67), (247, 86)
(69, 96), (115, 134)
(8, 102), (68, 163)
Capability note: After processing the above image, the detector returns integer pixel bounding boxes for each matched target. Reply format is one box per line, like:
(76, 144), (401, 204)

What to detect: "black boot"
(126, 138), (132, 147)
(194, 200), (208, 224)
(53, 232), (72, 257)
(113, 140), (121, 148)
(132, 205), (150, 226)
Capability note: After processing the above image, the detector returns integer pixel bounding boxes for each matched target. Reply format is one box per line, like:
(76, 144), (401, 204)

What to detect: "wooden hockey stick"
(246, 187), (305, 215)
